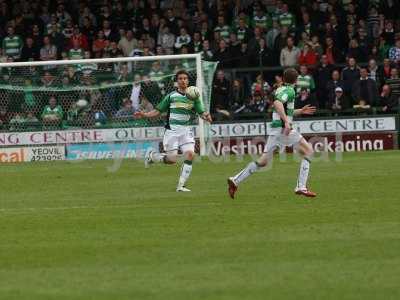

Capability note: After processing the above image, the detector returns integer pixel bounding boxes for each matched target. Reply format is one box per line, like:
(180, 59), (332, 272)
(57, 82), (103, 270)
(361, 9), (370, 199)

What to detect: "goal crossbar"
(0, 54), (201, 68)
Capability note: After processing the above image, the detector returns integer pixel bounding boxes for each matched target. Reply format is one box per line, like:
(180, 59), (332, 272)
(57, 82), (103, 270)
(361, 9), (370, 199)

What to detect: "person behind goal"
(227, 68), (317, 198)
(134, 70), (212, 192)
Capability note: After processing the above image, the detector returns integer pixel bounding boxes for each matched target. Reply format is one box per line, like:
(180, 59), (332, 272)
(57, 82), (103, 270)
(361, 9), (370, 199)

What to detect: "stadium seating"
(0, 0), (399, 131)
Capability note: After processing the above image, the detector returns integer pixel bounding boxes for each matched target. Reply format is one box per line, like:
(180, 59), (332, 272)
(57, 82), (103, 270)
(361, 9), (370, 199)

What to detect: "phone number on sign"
(30, 155), (65, 161)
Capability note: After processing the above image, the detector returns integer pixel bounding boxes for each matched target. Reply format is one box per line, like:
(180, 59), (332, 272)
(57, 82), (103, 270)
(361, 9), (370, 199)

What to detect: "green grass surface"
(1, 151), (400, 299)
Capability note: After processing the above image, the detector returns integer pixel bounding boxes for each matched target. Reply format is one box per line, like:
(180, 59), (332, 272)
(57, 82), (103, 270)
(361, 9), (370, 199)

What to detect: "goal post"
(0, 54), (218, 156)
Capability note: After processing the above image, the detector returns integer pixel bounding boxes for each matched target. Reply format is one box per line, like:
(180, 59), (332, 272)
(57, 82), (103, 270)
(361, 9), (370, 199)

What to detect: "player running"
(134, 70), (212, 192)
(227, 68), (317, 199)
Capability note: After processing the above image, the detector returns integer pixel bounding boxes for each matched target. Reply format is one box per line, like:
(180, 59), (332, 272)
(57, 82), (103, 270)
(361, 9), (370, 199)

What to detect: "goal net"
(0, 54), (218, 155)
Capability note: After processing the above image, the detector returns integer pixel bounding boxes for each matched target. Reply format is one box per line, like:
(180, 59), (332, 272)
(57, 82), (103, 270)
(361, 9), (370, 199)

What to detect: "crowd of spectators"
(0, 0), (399, 130)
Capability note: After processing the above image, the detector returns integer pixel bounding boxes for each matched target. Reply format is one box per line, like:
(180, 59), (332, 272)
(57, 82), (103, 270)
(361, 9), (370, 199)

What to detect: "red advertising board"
(210, 133), (396, 155)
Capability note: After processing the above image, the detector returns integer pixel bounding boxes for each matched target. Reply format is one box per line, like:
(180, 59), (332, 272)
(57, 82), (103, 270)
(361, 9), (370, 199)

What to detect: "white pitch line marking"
(0, 202), (227, 214)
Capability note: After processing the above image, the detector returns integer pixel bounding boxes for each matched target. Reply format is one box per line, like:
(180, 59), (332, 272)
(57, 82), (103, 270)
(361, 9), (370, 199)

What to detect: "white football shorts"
(263, 129), (303, 153)
(163, 126), (195, 153)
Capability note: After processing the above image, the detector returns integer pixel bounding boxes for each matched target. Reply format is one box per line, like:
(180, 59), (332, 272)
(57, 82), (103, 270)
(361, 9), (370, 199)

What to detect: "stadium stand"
(0, 0), (399, 130)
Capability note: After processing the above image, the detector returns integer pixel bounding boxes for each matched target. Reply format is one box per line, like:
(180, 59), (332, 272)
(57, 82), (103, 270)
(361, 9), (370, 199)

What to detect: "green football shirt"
(2, 35), (23, 58)
(214, 25), (231, 41)
(41, 105), (64, 119)
(278, 12), (295, 28)
(251, 14), (272, 31)
(296, 75), (315, 94)
(156, 90), (205, 128)
(68, 48), (84, 60)
(271, 85), (296, 130)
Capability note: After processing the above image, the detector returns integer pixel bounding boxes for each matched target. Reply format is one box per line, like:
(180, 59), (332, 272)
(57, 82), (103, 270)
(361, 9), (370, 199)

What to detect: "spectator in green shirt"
(41, 96), (63, 125)
(214, 15), (231, 43)
(236, 18), (252, 43)
(278, 3), (295, 29)
(68, 39), (84, 60)
(251, 5), (272, 33)
(2, 26), (23, 60)
(296, 65), (316, 94)
(378, 36), (391, 60)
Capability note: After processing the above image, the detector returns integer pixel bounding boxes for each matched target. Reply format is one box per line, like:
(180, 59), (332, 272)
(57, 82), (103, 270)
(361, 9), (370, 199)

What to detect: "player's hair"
(283, 68), (298, 84)
(175, 69), (190, 81)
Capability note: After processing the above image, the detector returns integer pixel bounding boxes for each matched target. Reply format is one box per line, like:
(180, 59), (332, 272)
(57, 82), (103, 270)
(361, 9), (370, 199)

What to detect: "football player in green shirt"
(134, 70), (212, 192)
(228, 68), (317, 198)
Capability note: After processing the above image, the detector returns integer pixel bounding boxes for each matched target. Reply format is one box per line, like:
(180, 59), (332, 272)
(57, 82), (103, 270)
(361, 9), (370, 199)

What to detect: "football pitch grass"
(1, 151), (399, 299)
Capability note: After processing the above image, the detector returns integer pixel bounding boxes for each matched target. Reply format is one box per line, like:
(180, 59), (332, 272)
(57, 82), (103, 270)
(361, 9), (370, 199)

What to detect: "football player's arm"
(294, 105), (316, 116)
(194, 98), (212, 123)
(200, 112), (212, 122)
(134, 109), (161, 118)
(273, 100), (291, 135)
(134, 95), (169, 118)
